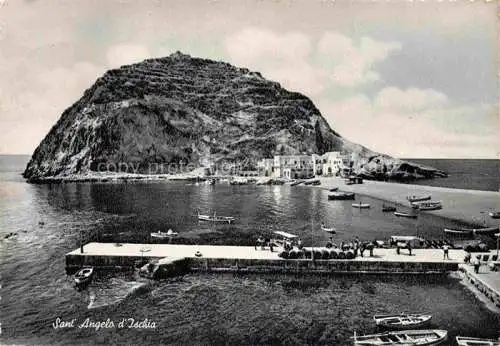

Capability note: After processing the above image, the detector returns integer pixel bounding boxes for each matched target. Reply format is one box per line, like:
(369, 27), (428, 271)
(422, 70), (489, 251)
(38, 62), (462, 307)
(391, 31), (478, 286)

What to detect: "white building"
(257, 151), (351, 179)
(320, 151), (343, 176)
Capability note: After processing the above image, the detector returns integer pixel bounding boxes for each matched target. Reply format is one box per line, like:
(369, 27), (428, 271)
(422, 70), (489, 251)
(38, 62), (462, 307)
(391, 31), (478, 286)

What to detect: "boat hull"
(374, 314), (432, 330)
(394, 212), (418, 218)
(352, 203), (370, 209)
(407, 195), (432, 203)
(321, 227), (336, 234)
(328, 192), (355, 200)
(355, 330), (447, 346)
(456, 336), (500, 346)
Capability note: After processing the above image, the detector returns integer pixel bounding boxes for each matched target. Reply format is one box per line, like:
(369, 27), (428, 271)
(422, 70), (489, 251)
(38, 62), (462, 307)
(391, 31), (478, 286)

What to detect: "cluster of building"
(257, 152), (351, 179)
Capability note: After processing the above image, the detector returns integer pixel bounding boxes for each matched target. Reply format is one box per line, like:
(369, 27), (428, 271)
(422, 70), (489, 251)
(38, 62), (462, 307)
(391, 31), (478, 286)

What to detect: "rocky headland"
(23, 51), (446, 183)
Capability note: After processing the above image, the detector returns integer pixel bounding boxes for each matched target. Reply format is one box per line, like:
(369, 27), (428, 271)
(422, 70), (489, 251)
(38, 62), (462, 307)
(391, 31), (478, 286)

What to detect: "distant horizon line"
(0, 153), (498, 160)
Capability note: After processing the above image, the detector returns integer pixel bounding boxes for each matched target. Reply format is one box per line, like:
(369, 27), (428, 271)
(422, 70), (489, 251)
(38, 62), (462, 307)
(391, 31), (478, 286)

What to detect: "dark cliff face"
(23, 51), (444, 181)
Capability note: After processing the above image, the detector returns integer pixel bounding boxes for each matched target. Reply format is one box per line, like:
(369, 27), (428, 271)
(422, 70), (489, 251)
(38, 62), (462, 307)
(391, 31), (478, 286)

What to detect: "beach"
(318, 177), (500, 227)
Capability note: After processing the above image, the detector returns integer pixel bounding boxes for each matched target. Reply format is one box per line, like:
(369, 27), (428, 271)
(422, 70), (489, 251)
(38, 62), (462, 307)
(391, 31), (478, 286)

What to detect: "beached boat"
(444, 226), (499, 237)
(354, 330), (447, 346)
(394, 211), (418, 219)
(456, 336), (500, 346)
(407, 195), (432, 203)
(321, 224), (336, 234)
(352, 203), (371, 209)
(74, 267), (94, 285)
(328, 192), (355, 200)
(411, 201), (442, 211)
(373, 313), (432, 330)
(198, 212), (235, 224)
(151, 229), (178, 238)
(382, 204), (396, 212)
(489, 211), (500, 219)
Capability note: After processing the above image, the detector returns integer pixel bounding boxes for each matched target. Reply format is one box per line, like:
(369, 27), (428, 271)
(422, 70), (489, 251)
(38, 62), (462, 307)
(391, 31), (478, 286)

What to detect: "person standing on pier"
(442, 244), (450, 259)
(473, 256), (481, 273)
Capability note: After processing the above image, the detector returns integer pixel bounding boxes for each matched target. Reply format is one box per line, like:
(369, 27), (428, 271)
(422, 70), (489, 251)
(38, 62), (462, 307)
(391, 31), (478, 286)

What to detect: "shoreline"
(21, 172), (499, 228)
(316, 177), (500, 228)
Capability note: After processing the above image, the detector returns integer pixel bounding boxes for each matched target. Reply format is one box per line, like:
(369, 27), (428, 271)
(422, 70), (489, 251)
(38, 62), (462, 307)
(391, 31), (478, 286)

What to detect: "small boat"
(328, 192), (355, 200)
(382, 204), (396, 212)
(394, 211), (418, 219)
(411, 201), (442, 211)
(329, 187), (339, 192)
(198, 212), (236, 224)
(444, 226), (499, 236)
(474, 226), (500, 236)
(444, 228), (473, 236)
(290, 180), (304, 186)
(456, 336), (500, 346)
(407, 195), (432, 203)
(489, 211), (500, 219)
(74, 267), (94, 285)
(205, 178), (216, 185)
(304, 179), (321, 186)
(354, 329), (448, 346)
(373, 313), (432, 330)
(352, 203), (371, 209)
(321, 224), (336, 234)
(151, 229), (178, 238)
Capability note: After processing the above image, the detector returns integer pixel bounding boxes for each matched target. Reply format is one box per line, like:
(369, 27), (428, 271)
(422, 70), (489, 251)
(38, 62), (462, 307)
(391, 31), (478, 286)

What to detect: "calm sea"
(404, 158), (499, 192)
(1, 155), (499, 345)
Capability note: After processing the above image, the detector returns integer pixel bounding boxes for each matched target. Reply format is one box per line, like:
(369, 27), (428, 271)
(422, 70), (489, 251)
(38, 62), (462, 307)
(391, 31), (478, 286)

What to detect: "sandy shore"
(318, 177), (500, 227)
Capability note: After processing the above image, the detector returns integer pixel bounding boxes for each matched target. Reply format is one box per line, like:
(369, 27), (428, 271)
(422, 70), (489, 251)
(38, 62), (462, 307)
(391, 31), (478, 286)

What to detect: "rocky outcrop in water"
(23, 51), (446, 182)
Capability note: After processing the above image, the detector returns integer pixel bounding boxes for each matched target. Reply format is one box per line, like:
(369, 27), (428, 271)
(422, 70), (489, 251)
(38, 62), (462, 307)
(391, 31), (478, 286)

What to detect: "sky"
(0, 0), (498, 158)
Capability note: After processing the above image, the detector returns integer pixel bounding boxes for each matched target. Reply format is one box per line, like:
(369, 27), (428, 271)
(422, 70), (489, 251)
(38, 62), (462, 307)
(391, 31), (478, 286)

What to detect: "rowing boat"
(456, 336), (500, 346)
(394, 211), (418, 218)
(74, 267), (94, 286)
(352, 203), (371, 209)
(489, 211), (500, 219)
(373, 313), (432, 330)
(407, 195), (432, 203)
(151, 229), (178, 238)
(321, 225), (336, 234)
(328, 192), (355, 200)
(354, 330), (447, 345)
(198, 212), (236, 224)
(444, 226), (499, 237)
(444, 228), (473, 236)
(411, 201), (442, 211)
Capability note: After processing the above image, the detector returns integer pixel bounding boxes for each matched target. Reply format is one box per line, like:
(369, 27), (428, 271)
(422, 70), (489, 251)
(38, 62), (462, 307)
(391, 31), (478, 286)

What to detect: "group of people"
(254, 236), (303, 252)
(324, 237), (375, 257)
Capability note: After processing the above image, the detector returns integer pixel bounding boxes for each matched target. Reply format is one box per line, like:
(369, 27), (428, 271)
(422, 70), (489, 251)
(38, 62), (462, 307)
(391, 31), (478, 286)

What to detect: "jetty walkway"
(67, 242), (465, 274)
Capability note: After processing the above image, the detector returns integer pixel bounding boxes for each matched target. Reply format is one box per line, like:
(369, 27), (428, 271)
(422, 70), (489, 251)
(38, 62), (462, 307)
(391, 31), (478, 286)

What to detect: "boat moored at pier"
(74, 267), (94, 286)
(151, 229), (178, 239)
